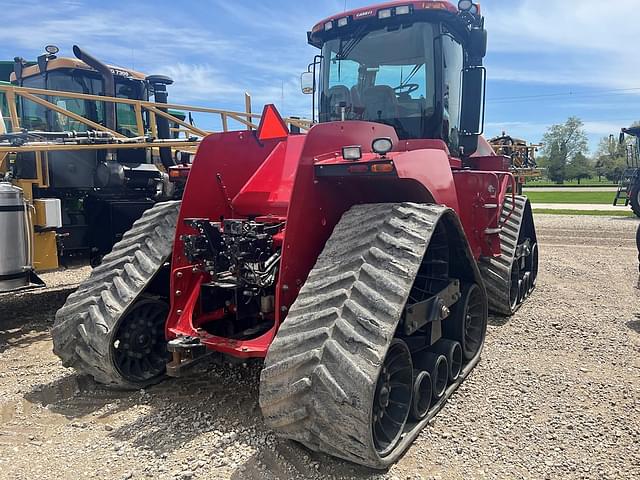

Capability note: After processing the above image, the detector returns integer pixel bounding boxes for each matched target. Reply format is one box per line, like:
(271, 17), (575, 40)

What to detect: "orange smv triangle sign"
(257, 104), (289, 141)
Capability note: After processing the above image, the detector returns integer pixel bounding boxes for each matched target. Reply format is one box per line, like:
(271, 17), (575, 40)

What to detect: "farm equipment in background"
(0, 45), (182, 290)
(52, 0), (538, 469)
(0, 46), (309, 292)
(489, 132), (542, 194)
(613, 126), (640, 217)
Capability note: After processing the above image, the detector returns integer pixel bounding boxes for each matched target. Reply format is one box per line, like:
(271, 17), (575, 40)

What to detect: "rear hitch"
(166, 336), (211, 377)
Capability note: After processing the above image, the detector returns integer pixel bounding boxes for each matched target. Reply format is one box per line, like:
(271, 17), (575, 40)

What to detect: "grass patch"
(527, 178), (617, 188)
(525, 190), (614, 204)
(533, 209), (634, 217)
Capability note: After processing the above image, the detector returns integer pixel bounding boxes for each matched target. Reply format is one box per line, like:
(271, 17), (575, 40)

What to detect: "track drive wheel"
(52, 201), (180, 389)
(259, 203), (486, 468)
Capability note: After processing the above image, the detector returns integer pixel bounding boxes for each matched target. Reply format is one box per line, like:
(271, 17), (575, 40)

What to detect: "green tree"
(595, 135), (627, 182)
(566, 152), (594, 184)
(541, 117), (589, 184)
(541, 141), (566, 183)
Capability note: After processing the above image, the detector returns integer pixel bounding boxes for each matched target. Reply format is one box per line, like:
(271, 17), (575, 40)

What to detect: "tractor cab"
(305, 0), (487, 156)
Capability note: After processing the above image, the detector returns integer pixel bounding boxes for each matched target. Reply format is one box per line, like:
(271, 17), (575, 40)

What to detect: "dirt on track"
(1, 214), (639, 480)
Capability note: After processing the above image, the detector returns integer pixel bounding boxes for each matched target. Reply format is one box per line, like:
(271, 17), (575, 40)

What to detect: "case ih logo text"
(355, 10), (374, 17)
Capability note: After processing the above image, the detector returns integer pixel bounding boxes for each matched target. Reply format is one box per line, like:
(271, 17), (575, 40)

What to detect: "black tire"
(372, 339), (413, 457)
(431, 339), (463, 382)
(444, 283), (487, 361)
(52, 201), (180, 389)
(410, 371), (432, 421)
(415, 352), (448, 400)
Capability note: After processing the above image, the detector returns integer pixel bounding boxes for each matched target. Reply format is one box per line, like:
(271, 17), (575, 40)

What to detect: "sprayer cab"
(11, 45), (175, 140)
(304, 0), (487, 157)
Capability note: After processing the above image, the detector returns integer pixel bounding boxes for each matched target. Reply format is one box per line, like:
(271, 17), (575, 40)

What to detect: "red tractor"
(53, 0), (538, 469)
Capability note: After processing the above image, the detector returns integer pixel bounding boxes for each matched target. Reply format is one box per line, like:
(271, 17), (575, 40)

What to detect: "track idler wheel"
(112, 296), (170, 384)
(444, 283), (487, 361)
(372, 339), (413, 456)
(410, 371), (432, 421)
(431, 339), (463, 382)
(416, 352), (448, 401)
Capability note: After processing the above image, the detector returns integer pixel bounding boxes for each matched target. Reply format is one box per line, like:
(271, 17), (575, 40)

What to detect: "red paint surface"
(166, 116), (514, 359)
(312, 0), (458, 33)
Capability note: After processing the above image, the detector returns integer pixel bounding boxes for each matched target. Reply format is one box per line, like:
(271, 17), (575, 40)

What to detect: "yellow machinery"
(489, 132), (543, 192)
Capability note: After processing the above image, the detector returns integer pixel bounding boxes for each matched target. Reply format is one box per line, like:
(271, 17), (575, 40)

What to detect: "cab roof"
(9, 57), (147, 83)
(311, 0), (458, 34)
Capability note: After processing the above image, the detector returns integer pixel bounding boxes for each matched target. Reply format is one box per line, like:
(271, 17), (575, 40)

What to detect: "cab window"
(441, 33), (464, 152)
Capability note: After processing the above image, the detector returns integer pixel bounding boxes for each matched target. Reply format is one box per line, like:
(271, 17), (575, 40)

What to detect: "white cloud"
(484, 0), (640, 90)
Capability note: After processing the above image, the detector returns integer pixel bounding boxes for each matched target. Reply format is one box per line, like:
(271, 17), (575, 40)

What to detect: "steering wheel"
(394, 83), (419, 95)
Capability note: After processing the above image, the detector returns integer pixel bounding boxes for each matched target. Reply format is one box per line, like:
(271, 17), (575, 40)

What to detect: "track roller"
(410, 371), (432, 420)
(431, 339), (463, 382)
(416, 352), (448, 400)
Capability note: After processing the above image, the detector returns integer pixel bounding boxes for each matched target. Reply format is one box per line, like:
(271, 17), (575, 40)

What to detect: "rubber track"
(480, 196), (532, 316)
(259, 203), (452, 468)
(51, 201), (181, 388)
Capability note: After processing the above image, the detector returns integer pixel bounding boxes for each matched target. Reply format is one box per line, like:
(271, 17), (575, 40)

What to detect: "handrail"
(0, 83), (312, 141)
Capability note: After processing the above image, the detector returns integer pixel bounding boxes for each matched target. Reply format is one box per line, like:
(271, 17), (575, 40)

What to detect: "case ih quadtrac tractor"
(53, 0), (538, 468)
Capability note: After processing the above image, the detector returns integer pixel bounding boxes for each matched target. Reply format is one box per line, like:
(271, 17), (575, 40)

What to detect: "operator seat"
(327, 85), (352, 118)
(362, 85), (398, 121)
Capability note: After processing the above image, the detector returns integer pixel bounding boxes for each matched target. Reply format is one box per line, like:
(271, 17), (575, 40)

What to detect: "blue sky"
(1, 0), (638, 152)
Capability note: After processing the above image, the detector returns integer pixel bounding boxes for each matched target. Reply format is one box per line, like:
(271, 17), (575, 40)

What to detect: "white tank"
(0, 182), (32, 292)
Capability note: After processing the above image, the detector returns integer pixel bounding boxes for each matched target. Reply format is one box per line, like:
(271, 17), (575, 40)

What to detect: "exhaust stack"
(73, 45), (116, 131)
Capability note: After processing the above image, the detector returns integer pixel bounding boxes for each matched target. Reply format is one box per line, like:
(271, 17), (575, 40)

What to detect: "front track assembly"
(259, 203), (488, 469)
(52, 201), (181, 389)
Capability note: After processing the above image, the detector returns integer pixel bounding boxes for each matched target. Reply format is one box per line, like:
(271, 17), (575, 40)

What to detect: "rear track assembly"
(480, 196), (537, 316)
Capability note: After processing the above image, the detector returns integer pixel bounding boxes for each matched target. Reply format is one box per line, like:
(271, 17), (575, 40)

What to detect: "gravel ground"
(1, 214), (639, 480)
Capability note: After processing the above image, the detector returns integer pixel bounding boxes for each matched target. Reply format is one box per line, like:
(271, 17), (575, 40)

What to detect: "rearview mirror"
(459, 66), (486, 156)
(468, 28), (487, 60)
(301, 72), (314, 95)
(460, 66), (486, 136)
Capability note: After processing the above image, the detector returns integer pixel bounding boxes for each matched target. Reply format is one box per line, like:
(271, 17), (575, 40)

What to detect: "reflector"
(257, 104), (289, 141)
(371, 163), (394, 173)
